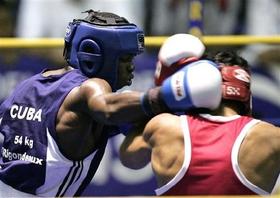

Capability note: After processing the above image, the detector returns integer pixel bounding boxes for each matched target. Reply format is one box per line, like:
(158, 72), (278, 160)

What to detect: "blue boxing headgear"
(63, 10), (144, 91)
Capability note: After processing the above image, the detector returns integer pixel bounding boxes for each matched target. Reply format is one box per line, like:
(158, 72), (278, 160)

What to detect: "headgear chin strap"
(64, 18), (144, 91)
(220, 65), (251, 114)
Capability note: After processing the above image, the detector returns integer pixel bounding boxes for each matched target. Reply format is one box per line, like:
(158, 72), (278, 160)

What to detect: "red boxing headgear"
(220, 65), (251, 113)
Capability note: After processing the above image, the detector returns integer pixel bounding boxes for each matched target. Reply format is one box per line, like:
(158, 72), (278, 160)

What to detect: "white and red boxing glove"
(154, 34), (205, 86)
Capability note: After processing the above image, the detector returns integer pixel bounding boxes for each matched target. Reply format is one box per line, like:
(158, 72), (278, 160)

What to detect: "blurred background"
(0, 0), (279, 196)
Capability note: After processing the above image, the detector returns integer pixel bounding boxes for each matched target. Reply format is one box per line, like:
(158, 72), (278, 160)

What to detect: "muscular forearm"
(106, 89), (172, 122)
(90, 91), (149, 125)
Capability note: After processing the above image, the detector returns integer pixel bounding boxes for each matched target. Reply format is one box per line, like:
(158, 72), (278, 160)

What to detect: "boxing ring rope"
(0, 35), (280, 48)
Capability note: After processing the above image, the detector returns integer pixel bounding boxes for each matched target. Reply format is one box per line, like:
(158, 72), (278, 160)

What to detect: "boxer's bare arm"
(141, 113), (185, 186)
(119, 122), (151, 169)
(119, 113), (185, 186)
(70, 78), (147, 125)
(238, 121), (280, 192)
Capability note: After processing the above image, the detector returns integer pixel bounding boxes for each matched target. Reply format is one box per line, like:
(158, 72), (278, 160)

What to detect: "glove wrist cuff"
(140, 87), (170, 117)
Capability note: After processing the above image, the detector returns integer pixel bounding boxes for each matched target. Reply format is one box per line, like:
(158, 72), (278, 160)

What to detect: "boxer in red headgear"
(120, 44), (280, 196)
(151, 34), (251, 115)
(216, 55), (252, 115)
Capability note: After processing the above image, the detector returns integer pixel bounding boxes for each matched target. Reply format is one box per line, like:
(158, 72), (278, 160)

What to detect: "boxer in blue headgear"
(0, 10), (224, 197)
(63, 10), (144, 91)
(0, 10), (147, 197)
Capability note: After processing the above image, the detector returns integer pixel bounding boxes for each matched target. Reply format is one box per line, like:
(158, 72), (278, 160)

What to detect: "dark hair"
(205, 51), (251, 115)
(204, 51), (249, 71)
(213, 51), (249, 71)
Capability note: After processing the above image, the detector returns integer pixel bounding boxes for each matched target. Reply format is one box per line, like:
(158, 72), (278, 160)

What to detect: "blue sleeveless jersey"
(0, 69), (107, 196)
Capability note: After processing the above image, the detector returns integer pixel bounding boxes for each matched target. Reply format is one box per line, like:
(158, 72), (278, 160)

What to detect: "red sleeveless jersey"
(155, 114), (270, 196)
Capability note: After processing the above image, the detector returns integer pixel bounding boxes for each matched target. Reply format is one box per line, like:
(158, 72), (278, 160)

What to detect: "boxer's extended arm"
(78, 60), (222, 125)
(78, 78), (146, 125)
